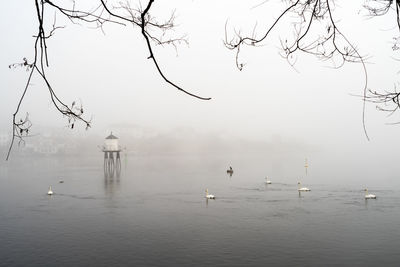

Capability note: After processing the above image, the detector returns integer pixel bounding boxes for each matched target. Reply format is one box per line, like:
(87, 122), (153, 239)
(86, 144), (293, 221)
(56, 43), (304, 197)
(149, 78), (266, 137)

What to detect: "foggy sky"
(1, 0), (400, 186)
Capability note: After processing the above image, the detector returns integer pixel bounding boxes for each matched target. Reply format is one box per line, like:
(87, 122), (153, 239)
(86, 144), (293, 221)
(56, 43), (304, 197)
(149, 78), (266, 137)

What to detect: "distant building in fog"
(24, 134), (66, 155)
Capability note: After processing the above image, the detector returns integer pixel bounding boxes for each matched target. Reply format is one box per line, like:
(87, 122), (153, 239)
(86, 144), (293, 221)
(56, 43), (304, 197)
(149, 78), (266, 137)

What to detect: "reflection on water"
(104, 168), (121, 197)
(104, 154), (121, 198)
(1, 155), (400, 266)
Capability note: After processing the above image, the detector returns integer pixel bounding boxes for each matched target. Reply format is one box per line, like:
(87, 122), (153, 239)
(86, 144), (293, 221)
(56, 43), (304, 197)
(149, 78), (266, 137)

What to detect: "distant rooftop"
(106, 132), (118, 139)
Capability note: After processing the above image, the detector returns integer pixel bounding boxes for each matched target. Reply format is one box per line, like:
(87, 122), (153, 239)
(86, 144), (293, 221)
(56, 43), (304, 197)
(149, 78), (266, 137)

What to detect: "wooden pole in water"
(304, 158), (308, 176)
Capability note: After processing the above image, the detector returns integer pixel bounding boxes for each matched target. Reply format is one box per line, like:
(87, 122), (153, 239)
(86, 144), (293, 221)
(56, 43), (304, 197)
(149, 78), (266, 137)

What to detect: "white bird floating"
(205, 189), (215, 199)
(364, 189), (376, 199)
(265, 177), (272, 184)
(297, 182), (310, 192)
(47, 186), (53, 195)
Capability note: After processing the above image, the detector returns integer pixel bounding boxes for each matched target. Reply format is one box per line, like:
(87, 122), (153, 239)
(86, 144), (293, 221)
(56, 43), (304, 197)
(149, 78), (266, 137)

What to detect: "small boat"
(265, 177), (272, 184)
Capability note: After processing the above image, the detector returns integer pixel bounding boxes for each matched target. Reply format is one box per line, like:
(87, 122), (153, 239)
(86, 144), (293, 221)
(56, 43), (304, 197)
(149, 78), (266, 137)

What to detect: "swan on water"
(47, 186), (53, 195)
(364, 189), (376, 199)
(205, 189), (215, 199)
(297, 182), (310, 192)
(265, 177), (272, 184)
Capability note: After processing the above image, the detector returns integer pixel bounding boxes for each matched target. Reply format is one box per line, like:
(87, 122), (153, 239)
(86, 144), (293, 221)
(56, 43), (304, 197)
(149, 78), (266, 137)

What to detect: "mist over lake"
(1, 134), (400, 266)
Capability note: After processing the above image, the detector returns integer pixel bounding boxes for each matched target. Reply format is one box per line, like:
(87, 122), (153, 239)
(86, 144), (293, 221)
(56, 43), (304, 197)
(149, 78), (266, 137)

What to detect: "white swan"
(205, 189), (215, 199)
(364, 189), (376, 199)
(297, 182), (310, 192)
(47, 186), (53, 195)
(265, 177), (272, 184)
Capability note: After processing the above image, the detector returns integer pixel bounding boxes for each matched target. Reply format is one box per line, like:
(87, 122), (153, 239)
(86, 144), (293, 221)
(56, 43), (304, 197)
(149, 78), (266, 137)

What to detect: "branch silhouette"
(7, 0), (210, 160)
(225, 0), (400, 136)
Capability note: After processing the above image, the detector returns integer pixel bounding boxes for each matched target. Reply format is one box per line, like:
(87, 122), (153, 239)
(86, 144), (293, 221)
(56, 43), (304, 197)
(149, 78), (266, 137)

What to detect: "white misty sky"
(1, 0), (400, 185)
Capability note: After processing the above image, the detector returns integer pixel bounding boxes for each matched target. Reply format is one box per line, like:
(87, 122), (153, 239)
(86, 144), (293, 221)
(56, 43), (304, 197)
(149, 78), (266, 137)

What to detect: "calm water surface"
(0, 155), (399, 266)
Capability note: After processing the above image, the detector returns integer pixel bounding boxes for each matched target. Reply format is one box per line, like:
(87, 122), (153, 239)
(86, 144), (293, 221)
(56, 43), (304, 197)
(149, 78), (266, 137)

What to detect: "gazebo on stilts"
(102, 132), (121, 177)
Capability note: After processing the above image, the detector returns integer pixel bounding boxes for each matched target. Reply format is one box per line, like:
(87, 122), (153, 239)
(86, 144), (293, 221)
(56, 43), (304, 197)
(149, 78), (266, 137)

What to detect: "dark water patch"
(54, 193), (97, 200)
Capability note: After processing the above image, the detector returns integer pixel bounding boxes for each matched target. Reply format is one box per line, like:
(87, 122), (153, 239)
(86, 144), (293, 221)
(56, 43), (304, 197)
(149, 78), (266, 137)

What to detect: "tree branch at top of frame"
(224, 0), (367, 71)
(7, 0), (210, 160)
(225, 1), (400, 124)
(44, 0), (211, 100)
(224, 0), (371, 138)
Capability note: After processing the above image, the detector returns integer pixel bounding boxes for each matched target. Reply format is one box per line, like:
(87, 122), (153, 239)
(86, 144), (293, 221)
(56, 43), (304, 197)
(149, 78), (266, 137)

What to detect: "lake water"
(1, 155), (399, 266)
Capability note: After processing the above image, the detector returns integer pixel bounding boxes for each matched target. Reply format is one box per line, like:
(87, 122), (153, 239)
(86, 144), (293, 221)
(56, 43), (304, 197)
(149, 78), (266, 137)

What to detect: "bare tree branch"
(224, 0), (400, 138)
(7, 0), (210, 160)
